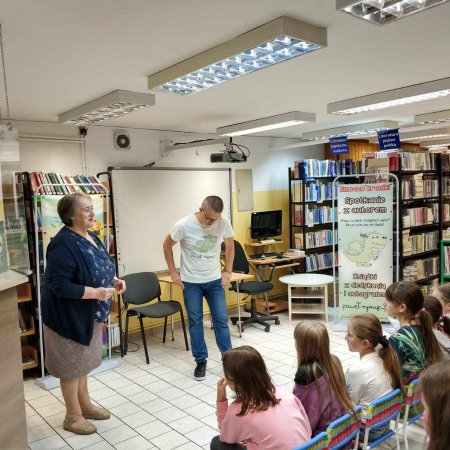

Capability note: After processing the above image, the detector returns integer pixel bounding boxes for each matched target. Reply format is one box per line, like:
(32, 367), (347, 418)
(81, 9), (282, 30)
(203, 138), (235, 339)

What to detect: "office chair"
(121, 272), (189, 364)
(228, 240), (280, 333)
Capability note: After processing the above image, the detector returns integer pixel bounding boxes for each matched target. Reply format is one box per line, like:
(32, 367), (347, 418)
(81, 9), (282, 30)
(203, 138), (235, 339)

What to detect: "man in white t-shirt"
(163, 196), (235, 380)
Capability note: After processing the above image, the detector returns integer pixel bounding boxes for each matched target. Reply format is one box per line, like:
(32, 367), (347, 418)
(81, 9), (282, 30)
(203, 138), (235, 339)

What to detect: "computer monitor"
(250, 210), (282, 240)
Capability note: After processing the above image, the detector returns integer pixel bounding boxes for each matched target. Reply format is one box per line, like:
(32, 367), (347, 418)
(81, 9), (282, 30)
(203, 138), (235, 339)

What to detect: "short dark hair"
(57, 193), (90, 226)
(202, 196), (223, 213)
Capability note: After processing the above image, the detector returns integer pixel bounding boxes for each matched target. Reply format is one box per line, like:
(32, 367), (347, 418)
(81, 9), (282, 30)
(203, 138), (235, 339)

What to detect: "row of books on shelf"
(292, 151), (442, 180)
(294, 229), (337, 250)
(304, 252), (337, 272)
(401, 174), (439, 200)
(107, 323), (121, 348)
(401, 204), (438, 228)
(443, 177), (450, 197)
(443, 246), (450, 277)
(291, 180), (338, 203)
(400, 230), (439, 256)
(441, 204), (450, 222)
(293, 205), (336, 226)
(403, 256), (439, 282)
(417, 278), (439, 294)
(30, 172), (105, 195)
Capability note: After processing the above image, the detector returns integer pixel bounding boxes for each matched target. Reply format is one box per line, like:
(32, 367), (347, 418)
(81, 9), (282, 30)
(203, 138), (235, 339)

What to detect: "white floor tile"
(100, 424), (138, 445)
(173, 443), (203, 450)
(127, 390), (158, 405)
(27, 394), (60, 410)
(28, 423), (56, 443)
(44, 412), (66, 428)
(26, 404), (38, 418)
(143, 364), (174, 376)
(64, 432), (104, 450)
(163, 370), (190, 383)
(100, 377), (134, 390)
(184, 425), (218, 446)
(108, 402), (143, 419)
(113, 435), (154, 450)
(166, 415), (205, 434)
(153, 405), (187, 424)
(89, 387), (117, 402)
(26, 414), (47, 429)
(197, 391), (218, 406)
(200, 414), (219, 430)
(115, 383), (146, 397)
(171, 375), (200, 389)
(135, 419), (172, 440)
(90, 415), (124, 434)
(132, 374), (161, 386)
(95, 394), (129, 409)
(94, 371), (123, 383)
(28, 434), (67, 450)
(157, 386), (186, 401)
(144, 379), (174, 393)
(169, 394), (203, 410)
(183, 403), (216, 420)
(25, 388), (53, 402)
(34, 402), (67, 418)
(87, 380), (107, 393)
(81, 442), (115, 450)
(140, 398), (173, 414)
(121, 411), (157, 428)
(120, 368), (149, 380)
(151, 430), (189, 449)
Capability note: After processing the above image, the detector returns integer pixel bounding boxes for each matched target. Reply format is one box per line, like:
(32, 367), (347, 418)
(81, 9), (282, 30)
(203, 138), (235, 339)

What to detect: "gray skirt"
(44, 323), (103, 380)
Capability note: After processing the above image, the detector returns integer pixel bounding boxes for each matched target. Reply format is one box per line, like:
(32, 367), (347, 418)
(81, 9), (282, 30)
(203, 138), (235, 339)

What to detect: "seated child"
(293, 321), (354, 438)
(211, 345), (311, 450)
(433, 283), (450, 317)
(420, 359), (450, 450)
(383, 281), (442, 384)
(423, 295), (450, 360)
(346, 313), (404, 442)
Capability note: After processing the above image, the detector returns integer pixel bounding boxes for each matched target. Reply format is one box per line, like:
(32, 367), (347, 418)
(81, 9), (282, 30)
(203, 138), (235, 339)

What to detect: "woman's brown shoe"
(81, 403), (111, 420)
(63, 415), (97, 435)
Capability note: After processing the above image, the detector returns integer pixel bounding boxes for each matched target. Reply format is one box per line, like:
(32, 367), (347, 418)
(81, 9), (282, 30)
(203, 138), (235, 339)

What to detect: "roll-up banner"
(338, 183), (393, 320)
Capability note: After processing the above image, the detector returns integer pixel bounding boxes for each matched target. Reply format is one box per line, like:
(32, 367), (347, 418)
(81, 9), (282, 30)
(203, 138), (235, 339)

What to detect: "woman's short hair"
(57, 193), (90, 226)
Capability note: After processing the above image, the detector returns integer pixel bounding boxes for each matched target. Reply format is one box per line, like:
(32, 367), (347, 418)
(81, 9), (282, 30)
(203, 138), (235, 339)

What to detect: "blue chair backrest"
(292, 432), (329, 450)
(327, 405), (362, 450)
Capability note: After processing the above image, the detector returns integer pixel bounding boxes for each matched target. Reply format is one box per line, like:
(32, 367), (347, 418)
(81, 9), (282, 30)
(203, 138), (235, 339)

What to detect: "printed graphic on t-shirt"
(193, 235), (218, 252)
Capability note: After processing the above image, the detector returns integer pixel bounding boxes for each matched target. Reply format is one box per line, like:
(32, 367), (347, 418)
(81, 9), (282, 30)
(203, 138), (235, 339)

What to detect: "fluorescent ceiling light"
(58, 90), (156, 126)
(147, 16), (327, 96)
(337, 0), (449, 26)
(216, 111), (315, 136)
(328, 77), (450, 115)
(420, 137), (450, 148)
(415, 109), (450, 124)
(302, 120), (398, 141)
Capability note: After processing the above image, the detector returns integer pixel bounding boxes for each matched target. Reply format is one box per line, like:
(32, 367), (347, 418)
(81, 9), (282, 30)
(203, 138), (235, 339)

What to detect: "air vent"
(114, 132), (131, 150)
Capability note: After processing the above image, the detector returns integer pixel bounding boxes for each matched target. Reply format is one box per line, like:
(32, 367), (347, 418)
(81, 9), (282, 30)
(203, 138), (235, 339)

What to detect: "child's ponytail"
(417, 308), (443, 368)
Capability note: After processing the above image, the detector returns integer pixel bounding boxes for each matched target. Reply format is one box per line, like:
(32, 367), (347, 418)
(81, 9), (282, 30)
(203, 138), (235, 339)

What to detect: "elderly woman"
(41, 192), (126, 435)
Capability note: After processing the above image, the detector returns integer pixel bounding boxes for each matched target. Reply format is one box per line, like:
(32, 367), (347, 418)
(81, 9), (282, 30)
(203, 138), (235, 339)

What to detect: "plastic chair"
(362, 389), (403, 450)
(402, 378), (424, 450)
(326, 405), (362, 450)
(228, 240), (280, 333)
(121, 272), (189, 364)
(292, 432), (329, 450)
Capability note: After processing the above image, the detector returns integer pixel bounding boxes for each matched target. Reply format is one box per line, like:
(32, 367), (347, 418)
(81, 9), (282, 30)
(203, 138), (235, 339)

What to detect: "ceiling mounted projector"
(210, 150), (247, 163)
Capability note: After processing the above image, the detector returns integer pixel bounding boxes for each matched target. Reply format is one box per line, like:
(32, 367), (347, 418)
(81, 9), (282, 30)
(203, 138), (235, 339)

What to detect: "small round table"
(279, 274), (334, 321)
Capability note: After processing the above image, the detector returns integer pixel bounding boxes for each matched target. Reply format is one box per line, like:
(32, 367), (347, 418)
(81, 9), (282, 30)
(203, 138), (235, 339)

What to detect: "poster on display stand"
(332, 174), (399, 330)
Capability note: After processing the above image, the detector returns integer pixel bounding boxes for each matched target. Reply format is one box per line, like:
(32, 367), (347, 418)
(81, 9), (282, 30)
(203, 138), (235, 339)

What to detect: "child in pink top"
(212, 346), (311, 450)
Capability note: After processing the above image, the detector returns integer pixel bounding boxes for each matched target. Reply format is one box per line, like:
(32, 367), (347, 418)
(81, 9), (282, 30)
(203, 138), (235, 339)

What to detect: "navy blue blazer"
(42, 226), (109, 346)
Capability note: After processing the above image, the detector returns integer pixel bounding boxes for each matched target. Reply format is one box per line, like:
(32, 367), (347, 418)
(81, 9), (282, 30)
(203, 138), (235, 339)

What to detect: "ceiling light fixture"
(302, 120), (398, 141)
(415, 109), (450, 124)
(328, 77), (450, 115)
(420, 137), (450, 148)
(337, 0), (449, 26)
(58, 90), (156, 126)
(216, 111), (316, 136)
(147, 16), (327, 96)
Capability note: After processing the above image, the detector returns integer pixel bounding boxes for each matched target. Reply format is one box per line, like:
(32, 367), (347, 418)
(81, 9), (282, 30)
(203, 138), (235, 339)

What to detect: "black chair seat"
(240, 281), (273, 295)
(130, 301), (182, 319)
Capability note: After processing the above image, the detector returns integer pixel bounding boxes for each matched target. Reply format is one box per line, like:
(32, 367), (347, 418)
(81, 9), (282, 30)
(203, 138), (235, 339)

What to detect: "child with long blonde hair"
(293, 321), (354, 438)
(383, 281), (442, 384)
(346, 313), (404, 442)
(212, 346), (311, 450)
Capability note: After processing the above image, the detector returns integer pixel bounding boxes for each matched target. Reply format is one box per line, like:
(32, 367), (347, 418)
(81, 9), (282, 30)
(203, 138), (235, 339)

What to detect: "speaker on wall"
(114, 132), (131, 150)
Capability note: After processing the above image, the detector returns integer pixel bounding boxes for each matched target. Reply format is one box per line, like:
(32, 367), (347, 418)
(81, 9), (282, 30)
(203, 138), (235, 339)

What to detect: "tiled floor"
(24, 312), (428, 450)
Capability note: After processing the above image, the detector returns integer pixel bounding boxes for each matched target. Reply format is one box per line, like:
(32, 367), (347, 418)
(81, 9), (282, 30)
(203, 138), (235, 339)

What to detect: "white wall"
(12, 121), (324, 192)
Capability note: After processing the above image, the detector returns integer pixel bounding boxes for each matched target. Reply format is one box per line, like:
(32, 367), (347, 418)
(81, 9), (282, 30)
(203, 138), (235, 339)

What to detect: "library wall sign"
(377, 129), (400, 150)
(337, 183), (393, 321)
(330, 135), (349, 155)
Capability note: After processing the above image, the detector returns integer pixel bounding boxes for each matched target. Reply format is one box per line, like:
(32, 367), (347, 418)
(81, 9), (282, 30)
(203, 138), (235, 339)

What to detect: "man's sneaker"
(194, 361), (207, 381)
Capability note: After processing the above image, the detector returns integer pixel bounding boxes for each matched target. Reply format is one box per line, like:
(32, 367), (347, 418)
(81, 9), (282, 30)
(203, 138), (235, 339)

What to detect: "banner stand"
(332, 174), (399, 332)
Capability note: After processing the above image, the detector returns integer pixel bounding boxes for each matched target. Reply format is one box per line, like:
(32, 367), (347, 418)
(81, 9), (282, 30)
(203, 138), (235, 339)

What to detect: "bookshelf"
(394, 152), (442, 293)
(288, 160), (347, 275)
(21, 172), (118, 379)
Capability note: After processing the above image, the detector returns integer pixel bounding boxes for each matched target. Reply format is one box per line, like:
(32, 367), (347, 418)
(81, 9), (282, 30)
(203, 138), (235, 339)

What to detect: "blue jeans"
(183, 279), (232, 363)
(359, 422), (391, 444)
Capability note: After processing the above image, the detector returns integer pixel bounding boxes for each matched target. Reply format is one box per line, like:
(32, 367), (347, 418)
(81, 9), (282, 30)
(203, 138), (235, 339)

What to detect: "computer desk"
(158, 272), (254, 338)
(248, 254), (305, 282)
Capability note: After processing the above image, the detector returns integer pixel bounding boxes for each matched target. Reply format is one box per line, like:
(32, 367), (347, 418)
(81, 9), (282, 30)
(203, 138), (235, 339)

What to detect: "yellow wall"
(121, 189), (291, 334)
